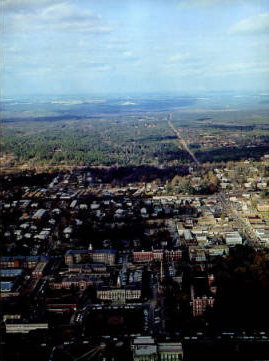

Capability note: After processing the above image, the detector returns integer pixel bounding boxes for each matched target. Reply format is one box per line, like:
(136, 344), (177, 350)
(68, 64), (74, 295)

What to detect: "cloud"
(178, 0), (218, 7)
(178, 0), (265, 8)
(122, 51), (132, 57)
(2, 2), (113, 34)
(169, 52), (190, 62)
(228, 12), (269, 35)
(212, 62), (269, 75)
(0, 0), (57, 12)
(163, 56), (269, 78)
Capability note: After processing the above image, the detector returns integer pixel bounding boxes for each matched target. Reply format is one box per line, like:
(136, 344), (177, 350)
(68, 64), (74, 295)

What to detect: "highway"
(167, 114), (200, 166)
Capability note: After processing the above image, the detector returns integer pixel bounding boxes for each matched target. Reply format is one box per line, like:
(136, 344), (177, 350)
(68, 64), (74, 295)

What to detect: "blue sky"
(1, 0), (269, 96)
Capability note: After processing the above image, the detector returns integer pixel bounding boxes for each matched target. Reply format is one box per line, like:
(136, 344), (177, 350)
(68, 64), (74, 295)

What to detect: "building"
(97, 287), (141, 303)
(208, 245), (229, 257)
(1, 281), (14, 293)
(157, 342), (183, 361)
(68, 263), (107, 274)
(32, 209), (47, 220)
(225, 231), (243, 245)
(133, 337), (157, 361)
(257, 202), (269, 213)
(133, 250), (164, 263)
(46, 303), (77, 312)
(133, 251), (154, 263)
(192, 295), (215, 317)
(90, 249), (116, 265)
(256, 229), (269, 243)
(189, 248), (207, 263)
(165, 250), (182, 261)
(32, 261), (49, 278)
(0, 256), (49, 269)
(0, 257), (20, 268)
(191, 285), (215, 317)
(198, 213), (217, 226)
(247, 215), (263, 226)
(133, 337), (183, 361)
(64, 250), (90, 265)
(51, 273), (110, 291)
(5, 322), (48, 334)
(0, 269), (23, 278)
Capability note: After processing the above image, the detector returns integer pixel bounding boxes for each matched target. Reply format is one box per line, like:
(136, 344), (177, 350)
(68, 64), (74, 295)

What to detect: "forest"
(2, 103), (269, 169)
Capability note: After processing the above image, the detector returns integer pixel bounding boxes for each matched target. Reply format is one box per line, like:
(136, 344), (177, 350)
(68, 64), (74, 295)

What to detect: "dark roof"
(91, 249), (116, 254)
(65, 249), (89, 255)
(0, 269), (23, 277)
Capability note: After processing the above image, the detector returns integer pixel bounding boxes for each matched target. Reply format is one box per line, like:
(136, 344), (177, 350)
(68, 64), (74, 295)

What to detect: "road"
(218, 193), (260, 245)
(167, 114), (200, 166)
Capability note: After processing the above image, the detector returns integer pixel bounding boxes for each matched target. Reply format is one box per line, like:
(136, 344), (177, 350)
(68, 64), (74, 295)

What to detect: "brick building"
(190, 285), (215, 317)
(90, 249), (116, 265)
(51, 273), (110, 291)
(64, 249), (116, 266)
(97, 287), (141, 303)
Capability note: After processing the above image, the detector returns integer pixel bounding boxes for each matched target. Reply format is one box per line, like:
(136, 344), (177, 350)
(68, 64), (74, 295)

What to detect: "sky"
(1, 0), (269, 96)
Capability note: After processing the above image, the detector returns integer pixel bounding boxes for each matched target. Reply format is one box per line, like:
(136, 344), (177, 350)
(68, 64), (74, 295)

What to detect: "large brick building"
(51, 274), (110, 291)
(64, 249), (116, 266)
(133, 250), (182, 263)
(190, 285), (215, 317)
(97, 287), (141, 303)
(90, 249), (116, 265)
(64, 250), (90, 265)
(0, 256), (49, 269)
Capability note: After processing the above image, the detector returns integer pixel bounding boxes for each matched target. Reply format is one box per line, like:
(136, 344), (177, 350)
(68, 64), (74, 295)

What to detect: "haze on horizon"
(1, 0), (269, 97)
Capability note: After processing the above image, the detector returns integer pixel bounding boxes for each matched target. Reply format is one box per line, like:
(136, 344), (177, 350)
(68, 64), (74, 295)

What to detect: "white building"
(225, 231), (242, 245)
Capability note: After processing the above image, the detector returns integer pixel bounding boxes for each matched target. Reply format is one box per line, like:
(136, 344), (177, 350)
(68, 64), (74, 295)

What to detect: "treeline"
(210, 245), (269, 331)
(2, 121), (193, 167)
(1, 115), (82, 123)
(90, 165), (189, 184)
(195, 145), (269, 163)
(3, 117), (269, 168)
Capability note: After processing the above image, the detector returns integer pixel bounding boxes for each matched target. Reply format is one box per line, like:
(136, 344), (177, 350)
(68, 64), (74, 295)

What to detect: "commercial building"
(225, 231), (243, 245)
(5, 322), (49, 334)
(133, 337), (183, 361)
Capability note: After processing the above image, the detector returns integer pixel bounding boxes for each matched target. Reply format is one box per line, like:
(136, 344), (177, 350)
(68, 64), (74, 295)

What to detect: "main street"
(218, 193), (260, 246)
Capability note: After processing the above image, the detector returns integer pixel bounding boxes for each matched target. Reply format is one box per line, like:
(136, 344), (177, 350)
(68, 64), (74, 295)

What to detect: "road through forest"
(167, 114), (200, 166)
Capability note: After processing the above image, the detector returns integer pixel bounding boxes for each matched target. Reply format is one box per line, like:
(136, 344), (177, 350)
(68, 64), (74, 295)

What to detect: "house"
(257, 202), (269, 213)
(255, 229), (269, 243)
(208, 245), (229, 257)
(32, 209), (47, 220)
(247, 215), (263, 226)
